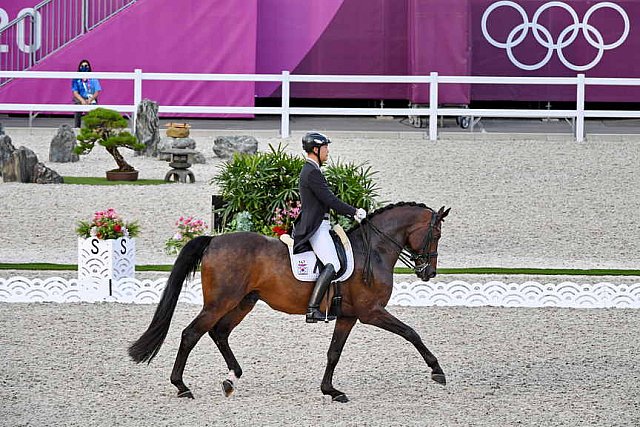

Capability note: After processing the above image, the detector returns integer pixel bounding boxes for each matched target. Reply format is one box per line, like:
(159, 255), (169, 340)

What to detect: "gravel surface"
(1, 127), (639, 270)
(1, 302), (639, 426)
(1, 127), (639, 425)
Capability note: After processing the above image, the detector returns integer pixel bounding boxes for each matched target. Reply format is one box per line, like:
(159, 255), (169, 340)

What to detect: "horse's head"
(405, 206), (450, 281)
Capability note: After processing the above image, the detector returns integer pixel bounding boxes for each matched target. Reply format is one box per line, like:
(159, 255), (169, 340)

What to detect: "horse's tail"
(128, 235), (213, 364)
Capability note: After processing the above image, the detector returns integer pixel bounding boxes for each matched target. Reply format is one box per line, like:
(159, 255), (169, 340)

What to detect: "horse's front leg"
(359, 307), (446, 385)
(320, 316), (357, 402)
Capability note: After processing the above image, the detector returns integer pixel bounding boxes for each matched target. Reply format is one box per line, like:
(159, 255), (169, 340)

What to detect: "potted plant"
(73, 107), (145, 181)
(76, 208), (140, 282)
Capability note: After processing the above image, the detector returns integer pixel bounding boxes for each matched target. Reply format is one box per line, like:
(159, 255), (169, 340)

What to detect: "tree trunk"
(106, 146), (134, 171)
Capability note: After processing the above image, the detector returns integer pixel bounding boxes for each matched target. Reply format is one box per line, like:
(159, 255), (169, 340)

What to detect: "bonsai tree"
(74, 107), (145, 172)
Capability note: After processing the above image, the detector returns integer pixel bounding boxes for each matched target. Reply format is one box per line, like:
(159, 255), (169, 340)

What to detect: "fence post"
(281, 71), (290, 138)
(576, 74), (585, 142)
(132, 68), (142, 131)
(429, 72), (438, 141)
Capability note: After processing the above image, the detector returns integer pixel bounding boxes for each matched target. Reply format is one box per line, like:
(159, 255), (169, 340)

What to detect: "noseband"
(362, 209), (439, 280)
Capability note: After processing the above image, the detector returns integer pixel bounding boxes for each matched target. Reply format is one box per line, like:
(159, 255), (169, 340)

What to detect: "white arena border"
(1, 277), (639, 308)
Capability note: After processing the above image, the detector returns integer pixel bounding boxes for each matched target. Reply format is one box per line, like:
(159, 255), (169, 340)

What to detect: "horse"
(128, 202), (451, 402)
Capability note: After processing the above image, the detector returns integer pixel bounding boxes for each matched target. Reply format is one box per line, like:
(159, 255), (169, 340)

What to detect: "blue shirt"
(72, 78), (101, 99)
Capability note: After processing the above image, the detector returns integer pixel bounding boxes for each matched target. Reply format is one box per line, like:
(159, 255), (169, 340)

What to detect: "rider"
(293, 131), (367, 323)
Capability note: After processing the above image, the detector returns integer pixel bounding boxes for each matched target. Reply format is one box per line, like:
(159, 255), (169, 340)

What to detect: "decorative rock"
(135, 99), (160, 157)
(2, 146), (38, 183)
(157, 137), (174, 160)
(157, 137), (198, 160)
(32, 162), (64, 184)
(49, 124), (79, 163)
(212, 135), (258, 158)
(0, 134), (16, 176)
(172, 137), (196, 149)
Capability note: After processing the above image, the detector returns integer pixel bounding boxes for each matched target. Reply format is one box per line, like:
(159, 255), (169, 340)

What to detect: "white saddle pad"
(279, 225), (355, 282)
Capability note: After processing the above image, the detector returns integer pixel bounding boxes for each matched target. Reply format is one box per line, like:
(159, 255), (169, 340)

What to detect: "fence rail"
(1, 70), (640, 141)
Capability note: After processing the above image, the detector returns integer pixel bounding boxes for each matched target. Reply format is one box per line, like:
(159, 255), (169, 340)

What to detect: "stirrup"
(306, 308), (335, 323)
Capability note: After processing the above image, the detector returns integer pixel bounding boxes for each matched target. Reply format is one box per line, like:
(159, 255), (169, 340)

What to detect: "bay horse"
(129, 202), (450, 402)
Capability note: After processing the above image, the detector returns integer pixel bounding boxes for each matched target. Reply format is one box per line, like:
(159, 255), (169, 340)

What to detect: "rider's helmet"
(302, 131), (331, 153)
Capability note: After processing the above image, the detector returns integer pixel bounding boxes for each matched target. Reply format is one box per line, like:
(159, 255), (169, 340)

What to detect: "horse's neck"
(356, 213), (413, 261)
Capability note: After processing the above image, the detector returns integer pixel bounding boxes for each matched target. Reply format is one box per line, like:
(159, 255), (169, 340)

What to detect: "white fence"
(1, 70), (640, 141)
(1, 276), (639, 308)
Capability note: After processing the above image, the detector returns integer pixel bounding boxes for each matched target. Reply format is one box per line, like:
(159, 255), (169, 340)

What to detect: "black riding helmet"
(302, 131), (331, 153)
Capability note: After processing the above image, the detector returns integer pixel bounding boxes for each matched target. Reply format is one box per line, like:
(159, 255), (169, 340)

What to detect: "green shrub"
(211, 143), (381, 234)
(73, 107), (145, 172)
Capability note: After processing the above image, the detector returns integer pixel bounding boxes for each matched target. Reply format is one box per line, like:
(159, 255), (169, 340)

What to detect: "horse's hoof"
(332, 394), (349, 403)
(177, 390), (194, 399)
(222, 379), (235, 397)
(431, 373), (447, 386)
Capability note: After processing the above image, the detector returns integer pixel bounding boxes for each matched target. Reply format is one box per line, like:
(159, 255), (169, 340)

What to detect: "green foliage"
(230, 211), (254, 232)
(73, 107), (145, 171)
(212, 144), (304, 230)
(324, 160), (380, 221)
(211, 143), (381, 233)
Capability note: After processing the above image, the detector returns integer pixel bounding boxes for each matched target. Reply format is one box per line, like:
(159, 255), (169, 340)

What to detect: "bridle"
(361, 209), (440, 282)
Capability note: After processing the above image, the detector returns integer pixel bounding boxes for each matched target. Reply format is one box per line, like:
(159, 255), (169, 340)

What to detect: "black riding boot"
(306, 264), (336, 323)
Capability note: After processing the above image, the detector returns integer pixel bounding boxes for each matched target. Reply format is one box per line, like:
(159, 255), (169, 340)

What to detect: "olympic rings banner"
(472, 0), (640, 101)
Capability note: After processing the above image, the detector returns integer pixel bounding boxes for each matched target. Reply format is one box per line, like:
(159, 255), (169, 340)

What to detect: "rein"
(360, 211), (439, 284)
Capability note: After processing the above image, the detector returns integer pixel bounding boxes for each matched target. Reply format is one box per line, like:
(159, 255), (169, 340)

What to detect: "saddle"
(279, 224), (355, 282)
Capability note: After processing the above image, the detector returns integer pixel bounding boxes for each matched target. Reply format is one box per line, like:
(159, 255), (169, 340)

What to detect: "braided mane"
(347, 201), (431, 233)
(367, 201), (431, 220)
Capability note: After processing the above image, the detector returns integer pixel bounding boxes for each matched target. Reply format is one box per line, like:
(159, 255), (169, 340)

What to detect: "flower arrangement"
(270, 201), (301, 236)
(164, 216), (209, 255)
(76, 208), (140, 240)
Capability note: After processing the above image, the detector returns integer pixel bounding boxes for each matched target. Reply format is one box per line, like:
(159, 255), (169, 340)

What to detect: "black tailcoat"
(293, 159), (356, 254)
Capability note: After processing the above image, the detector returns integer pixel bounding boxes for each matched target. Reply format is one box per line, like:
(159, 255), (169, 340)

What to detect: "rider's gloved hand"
(354, 208), (367, 223)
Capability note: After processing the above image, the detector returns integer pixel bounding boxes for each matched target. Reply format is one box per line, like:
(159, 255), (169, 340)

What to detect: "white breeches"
(309, 220), (341, 271)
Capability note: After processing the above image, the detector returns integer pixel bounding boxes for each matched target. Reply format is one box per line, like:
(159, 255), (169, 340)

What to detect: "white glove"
(354, 208), (367, 223)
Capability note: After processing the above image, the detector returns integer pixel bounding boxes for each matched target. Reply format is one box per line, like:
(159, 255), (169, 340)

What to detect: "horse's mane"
(347, 201), (431, 234)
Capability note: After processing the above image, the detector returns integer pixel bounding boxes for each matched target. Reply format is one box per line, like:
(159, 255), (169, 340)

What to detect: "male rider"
(293, 132), (367, 323)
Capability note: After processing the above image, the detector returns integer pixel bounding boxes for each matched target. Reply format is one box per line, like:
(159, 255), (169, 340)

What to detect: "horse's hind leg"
(208, 292), (259, 397)
(321, 316), (357, 402)
(359, 308), (446, 386)
(170, 302), (236, 399)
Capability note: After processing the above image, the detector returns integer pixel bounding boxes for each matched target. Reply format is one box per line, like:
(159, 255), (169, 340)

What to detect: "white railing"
(2, 276), (639, 308)
(1, 70), (640, 141)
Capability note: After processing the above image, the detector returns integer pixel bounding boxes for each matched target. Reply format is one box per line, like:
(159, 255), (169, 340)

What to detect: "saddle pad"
(280, 225), (355, 282)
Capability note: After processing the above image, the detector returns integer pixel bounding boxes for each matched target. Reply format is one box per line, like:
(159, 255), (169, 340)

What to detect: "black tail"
(128, 235), (213, 364)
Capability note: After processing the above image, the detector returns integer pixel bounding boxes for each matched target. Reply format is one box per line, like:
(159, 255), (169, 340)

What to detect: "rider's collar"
(306, 157), (321, 169)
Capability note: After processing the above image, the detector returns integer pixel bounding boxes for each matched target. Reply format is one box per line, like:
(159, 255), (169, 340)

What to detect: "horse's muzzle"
(417, 265), (437, 281)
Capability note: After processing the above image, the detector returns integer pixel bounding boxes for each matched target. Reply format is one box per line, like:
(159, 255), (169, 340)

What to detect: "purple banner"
(471, 0), (640, 101)
(257, 0), (470, 104)
(408, 0), (471, 104)
(3, 0), (639, 108)
(0, 0), (257, 116)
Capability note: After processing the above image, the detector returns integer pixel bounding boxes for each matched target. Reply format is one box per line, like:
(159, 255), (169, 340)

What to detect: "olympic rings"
(481, 1), (629, 71)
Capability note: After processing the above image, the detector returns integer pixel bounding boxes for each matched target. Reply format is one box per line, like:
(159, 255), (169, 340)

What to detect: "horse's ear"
(439, 206), (451, 220)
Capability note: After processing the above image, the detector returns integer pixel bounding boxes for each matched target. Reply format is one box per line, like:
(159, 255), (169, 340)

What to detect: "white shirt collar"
(306, 157), (320, 169)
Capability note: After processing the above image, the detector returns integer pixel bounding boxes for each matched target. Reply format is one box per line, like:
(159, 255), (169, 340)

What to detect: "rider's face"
(318, 144), (329, 162)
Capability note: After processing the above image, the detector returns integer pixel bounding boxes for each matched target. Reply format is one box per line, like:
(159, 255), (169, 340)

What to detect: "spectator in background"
(72, 59), (101, 128)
